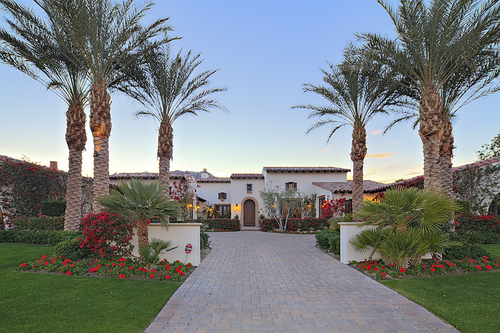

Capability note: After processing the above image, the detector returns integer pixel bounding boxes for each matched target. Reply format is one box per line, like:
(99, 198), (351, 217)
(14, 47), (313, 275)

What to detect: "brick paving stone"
(144, 232), (459, 332)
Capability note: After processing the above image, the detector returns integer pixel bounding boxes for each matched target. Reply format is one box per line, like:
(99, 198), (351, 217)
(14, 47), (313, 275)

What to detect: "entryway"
(243, 199), (256, 226)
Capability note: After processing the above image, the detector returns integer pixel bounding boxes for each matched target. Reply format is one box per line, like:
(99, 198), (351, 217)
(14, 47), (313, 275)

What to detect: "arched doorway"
(243, 199), (256, 226)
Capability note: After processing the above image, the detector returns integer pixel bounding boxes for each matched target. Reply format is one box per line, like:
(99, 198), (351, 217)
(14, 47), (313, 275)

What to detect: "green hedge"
(444, 233), (492, 259)
(0, 230), (77, 245)
(315, 229), (340, 254)
(54, 236), (94, 261)
(260, 218), (329, 232)
(40, 200), (66, 216)
(200, 218), (240, 231)
(12, 216), (65, 231)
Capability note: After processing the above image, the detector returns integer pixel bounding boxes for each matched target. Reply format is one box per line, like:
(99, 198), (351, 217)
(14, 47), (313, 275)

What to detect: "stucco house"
(110, 166), (389, 227)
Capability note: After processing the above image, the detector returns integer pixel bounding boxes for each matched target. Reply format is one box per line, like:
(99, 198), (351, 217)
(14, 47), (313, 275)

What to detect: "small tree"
(260, 185), (305, 232)
(477, 131), (500, 161)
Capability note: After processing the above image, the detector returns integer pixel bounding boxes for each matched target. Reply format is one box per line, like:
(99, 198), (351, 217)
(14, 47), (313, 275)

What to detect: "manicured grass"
(382, 272), (500, 333)
(481, 244), (500, 258)
(0, 243), (180, 333)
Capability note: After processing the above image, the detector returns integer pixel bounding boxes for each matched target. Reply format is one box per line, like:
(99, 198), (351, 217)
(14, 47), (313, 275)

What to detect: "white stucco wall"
(230, 178), (265, 221)
(339, 222), (381, 264)
(130, 223), (201, 266)
(196, 182), (231, 206)
(264, 171), (347, 195)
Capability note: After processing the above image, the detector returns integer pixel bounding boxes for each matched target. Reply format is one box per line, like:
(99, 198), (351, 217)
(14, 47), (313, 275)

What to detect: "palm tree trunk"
(351, 126), (367, 213)
(90, 79), (112, 212)
(137, 218), (149, 255)
(440, 117), (454, 197)
(158, 121), (173, 198)
(64, 103), (86, 231)
(418, 89), (444, 190)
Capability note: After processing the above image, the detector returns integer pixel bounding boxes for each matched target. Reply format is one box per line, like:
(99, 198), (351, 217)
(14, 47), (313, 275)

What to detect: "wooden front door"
(243, 199), (256, 226)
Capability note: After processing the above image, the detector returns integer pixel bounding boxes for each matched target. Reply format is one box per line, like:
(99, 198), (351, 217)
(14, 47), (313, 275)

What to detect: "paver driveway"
(145, 231), (458, 332)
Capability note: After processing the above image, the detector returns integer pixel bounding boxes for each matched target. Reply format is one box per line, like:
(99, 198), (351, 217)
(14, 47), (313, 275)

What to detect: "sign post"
(184, 243), (192, 264)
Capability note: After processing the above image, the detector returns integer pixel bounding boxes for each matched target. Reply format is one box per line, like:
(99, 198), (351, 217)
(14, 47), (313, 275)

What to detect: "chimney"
(201, 168), (209, 179)
(50, 161), (58, 170)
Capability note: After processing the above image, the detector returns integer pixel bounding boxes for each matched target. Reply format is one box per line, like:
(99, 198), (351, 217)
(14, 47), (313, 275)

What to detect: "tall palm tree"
(384, 50), (500, 196)
(356, 0), (500, 190)
(41, 0), (177, 211)
(294, 55), (408, 213)
(0, 0), (90, 230)
(117, 45), (227, 196)
(97, 179), (179, 253)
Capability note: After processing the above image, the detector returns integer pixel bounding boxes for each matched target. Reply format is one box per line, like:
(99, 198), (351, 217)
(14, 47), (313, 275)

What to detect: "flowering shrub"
(455, 213), (500, 234)
(18, 255), (194, 281)
(80, 212), (134, 260)
(260, 218), (328, 232)
(12, 215), (64, 231)
(320, 198), (345, 219)
(350, 256), (500, 280)
(0, 158), (66, 220)
(200, 218), (240, 231)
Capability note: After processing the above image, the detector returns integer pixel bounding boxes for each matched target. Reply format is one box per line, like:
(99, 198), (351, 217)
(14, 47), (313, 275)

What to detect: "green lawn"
(481, 244), (500, 258)
(382, 272), (500, 333)
(0, 243), (180, 333)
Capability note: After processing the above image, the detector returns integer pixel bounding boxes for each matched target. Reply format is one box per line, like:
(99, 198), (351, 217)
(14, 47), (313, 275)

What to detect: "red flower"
(20, 263), (27, 267)
(119, 274), (126, 279)
(129, 266), (134, 270)
(486, 265), (492, 270)
(180, 272), (185, 276)
(165, 274), (171, 280)
(150, 273), (155, 278)
(374, 267), (379, 271)
(476, 266), (482, 270)
(382, 272), (386, 277)
(400, 267), (405, 273)
(44, 261), (49, 266)
(431, 268), (435, 272)
(66, 271), (72, 275)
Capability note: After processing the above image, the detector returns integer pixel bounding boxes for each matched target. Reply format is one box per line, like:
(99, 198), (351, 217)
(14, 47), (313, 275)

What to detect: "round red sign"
(185, 243), (192, 254)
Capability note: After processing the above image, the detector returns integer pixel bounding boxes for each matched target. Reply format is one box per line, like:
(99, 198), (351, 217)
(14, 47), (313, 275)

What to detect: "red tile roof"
(313, 180), (390, 193)
(197, 177), (231, 183)
(109, 171), (190, 180)
(263, 166), (351, 173)
(230, 173), (265, 179)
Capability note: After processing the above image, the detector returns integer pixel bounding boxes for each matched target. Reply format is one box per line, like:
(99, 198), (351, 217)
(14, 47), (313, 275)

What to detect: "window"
(344, 199), (353, 214)
(246, 183), (253, 193)
(215, 204), (231, 218)
(285, 182), (297, 190)
(218, 192), (227, 201)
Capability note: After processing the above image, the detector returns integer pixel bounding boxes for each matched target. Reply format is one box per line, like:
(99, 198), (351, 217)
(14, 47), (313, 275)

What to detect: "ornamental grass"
(19, 254), (193, 281)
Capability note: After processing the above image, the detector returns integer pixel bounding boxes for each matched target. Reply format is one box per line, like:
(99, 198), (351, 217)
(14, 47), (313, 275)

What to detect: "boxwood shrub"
(260, 218), (329, 232)
(40, 200), (66, 216)
(0, 230), (76, 245)
(315, 229), (340, 254)
(12, 215), (64, 231)
(54, 236), (94, 261)
(200, 218), (240, 231)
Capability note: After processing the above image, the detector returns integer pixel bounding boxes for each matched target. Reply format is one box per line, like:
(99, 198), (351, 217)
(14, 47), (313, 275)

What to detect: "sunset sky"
(1, 0), (499, 184)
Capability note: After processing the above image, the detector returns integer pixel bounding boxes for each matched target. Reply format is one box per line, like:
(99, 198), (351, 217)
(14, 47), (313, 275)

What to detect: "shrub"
(13, 216), (64, 231)
(80, 212), (134, 260)
(315, 229), (340, 250)
(455, 214), (500, 234)
(40, 200), (67, 216)
(329, 232), (341, 255)
(260, 218), (328, 232)
(54, 236), (93, 261)
(200, 218), (240, 231)
(0, 230), (76, 245)
(200, 231), (210, 249)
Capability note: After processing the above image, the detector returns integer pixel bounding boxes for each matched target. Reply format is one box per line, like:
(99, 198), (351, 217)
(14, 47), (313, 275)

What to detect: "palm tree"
(351, 187), (459, 268)
(117, 45), (227, 196)
(384, 50), (500, 196)
(294, 55), (408, 213)
(97, 179), (179, 253)
(0, 0), (90, 230)
(41, 0), (177, 211)
(356, 0), (500, 190)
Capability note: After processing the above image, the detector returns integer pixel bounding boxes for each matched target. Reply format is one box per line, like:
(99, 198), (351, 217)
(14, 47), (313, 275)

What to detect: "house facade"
(110, 166), (389, 227)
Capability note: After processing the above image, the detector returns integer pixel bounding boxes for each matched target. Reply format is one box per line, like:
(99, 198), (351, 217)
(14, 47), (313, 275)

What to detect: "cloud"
(365, 152), (397, 160)
(404, 164), (424, 177)
(319, 146), (333, 153)
(390, 140), (403, 144)
(370, 130), (382, 135)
